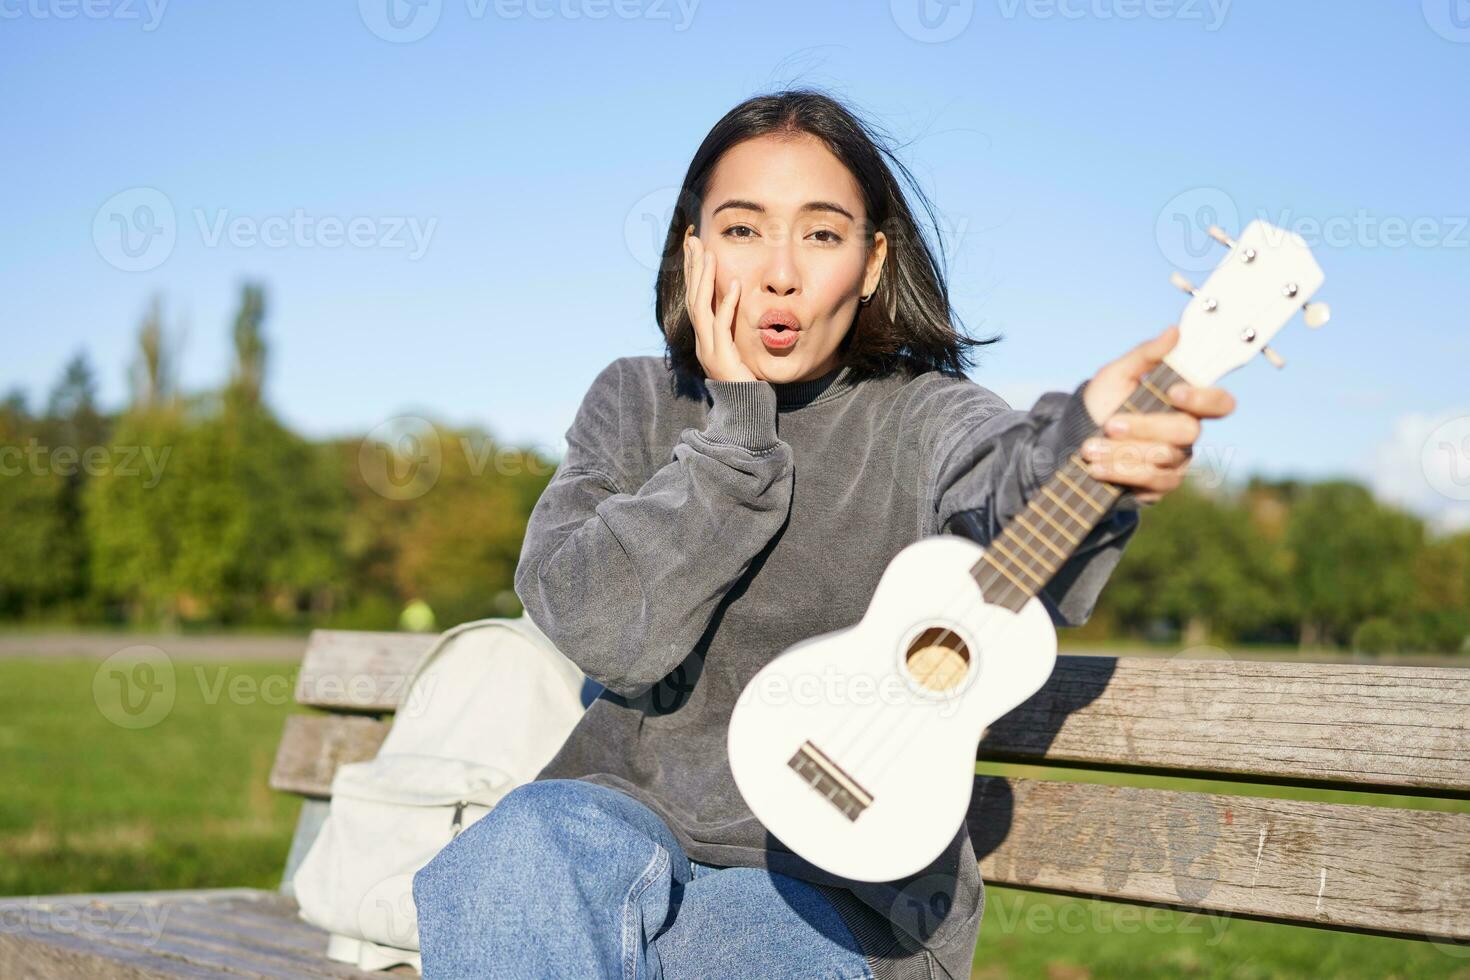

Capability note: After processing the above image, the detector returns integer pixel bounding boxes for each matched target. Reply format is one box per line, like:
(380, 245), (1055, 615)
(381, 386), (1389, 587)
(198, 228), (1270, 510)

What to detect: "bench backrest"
(269, 629), (1470, 945)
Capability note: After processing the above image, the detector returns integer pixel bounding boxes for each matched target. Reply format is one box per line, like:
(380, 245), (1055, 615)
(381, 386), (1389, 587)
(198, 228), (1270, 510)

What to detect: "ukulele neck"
(969, 360), (1187, 612)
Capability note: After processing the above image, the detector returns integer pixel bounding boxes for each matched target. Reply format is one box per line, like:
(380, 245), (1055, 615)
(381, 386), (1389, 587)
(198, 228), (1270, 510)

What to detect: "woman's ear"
(863, 230), (888, 298)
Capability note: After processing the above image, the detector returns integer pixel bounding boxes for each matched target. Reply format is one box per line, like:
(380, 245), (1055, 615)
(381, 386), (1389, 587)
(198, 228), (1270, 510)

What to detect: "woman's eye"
(809, 229), (842, 244)
(723, 224), (756, 239)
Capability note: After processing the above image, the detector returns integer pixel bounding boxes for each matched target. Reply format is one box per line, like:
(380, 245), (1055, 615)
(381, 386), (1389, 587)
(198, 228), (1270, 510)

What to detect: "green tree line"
(2, 284), (1467, 653)
(0, 285), (549, 632)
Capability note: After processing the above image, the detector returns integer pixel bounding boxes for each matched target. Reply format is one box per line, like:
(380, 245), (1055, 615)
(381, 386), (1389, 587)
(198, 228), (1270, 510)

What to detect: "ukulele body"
(727, 533), (1057, 883)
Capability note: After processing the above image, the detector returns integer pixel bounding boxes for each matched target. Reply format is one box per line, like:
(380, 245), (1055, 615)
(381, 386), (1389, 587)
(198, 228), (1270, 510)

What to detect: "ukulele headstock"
(1165, 219), (1330, 387)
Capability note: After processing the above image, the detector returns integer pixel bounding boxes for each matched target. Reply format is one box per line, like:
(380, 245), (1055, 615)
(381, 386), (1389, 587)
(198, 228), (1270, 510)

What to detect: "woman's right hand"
(683, 228), (757, 383)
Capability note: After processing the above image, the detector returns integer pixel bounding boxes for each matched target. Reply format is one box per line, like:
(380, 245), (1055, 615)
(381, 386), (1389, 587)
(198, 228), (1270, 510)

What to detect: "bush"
(1351, 617), (1400, 655)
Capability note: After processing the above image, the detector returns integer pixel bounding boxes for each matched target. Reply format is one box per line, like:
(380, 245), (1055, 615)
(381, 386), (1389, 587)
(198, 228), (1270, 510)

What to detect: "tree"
(1403, 531), (1470, 652)
(393, 427), (530, 627)
(0, 405), (79, 616)
(44, 353), (106, 452)
(83, 405), (188, 623)
(1285, 481), (1422, 648)
(41, 353), (108, 611)
(130, 295), (177, 410)
(86, 304), (190, 622)
(228, 282), (267, 409)
(1099, 477), (1283, 645)
(86, 286), (345, 625)
(161, 284), (344, 622)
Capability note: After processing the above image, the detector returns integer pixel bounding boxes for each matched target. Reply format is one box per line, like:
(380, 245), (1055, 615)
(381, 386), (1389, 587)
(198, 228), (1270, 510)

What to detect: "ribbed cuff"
(1031, 379), (1103, 488)
(703, 379), (780, 452)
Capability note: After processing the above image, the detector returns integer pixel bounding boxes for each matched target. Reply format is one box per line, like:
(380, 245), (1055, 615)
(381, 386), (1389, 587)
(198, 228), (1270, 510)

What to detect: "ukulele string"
(830, 523), (1042, 769)
(844, 558), (1047, 783)
(839, 586), (1008, 775)
(832, 496), (1060, 769)
(854, 521), (1058, 773)
(834, 474), (1112, 779)
(831, 560), (1013, 771)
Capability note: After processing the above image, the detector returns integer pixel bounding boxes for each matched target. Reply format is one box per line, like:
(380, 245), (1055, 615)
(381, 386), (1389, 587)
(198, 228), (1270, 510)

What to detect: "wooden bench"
(4, 627), (1468, 976)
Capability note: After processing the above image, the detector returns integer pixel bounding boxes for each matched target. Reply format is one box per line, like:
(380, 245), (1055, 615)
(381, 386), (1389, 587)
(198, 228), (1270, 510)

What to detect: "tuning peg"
(1169, 272), (1217, 311)
(1207, 226), (1235, 249)
(1261, 346), (1286, 369)
(1303, 302), (1331, 329)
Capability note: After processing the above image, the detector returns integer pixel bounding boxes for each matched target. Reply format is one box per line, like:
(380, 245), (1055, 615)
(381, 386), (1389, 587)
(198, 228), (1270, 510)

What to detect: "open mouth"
(758, 310), (802, 349)
(760, 328), (798, 349)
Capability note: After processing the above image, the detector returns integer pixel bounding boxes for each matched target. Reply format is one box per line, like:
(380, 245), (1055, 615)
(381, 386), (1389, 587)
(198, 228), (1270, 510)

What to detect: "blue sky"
(4, 1), (1468, 530)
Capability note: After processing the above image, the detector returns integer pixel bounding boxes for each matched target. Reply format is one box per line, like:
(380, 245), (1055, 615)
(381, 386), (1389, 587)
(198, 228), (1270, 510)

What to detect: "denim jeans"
(412, 778), (874, 979)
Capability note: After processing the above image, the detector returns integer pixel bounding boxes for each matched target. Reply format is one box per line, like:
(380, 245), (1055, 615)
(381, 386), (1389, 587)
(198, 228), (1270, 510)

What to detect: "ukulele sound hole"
(903, 626), (971, 693)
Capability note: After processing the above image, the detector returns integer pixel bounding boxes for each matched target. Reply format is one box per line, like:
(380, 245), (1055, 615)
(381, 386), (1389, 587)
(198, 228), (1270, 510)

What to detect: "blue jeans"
(412, 778), (874, 979)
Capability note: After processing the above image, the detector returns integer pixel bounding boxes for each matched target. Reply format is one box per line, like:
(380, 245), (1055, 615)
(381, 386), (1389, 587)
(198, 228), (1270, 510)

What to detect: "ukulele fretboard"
(971, 361), (1186, 613)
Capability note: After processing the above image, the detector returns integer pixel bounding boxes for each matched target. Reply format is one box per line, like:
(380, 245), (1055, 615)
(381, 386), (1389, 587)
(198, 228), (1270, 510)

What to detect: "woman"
(413, 89), (1233, 979)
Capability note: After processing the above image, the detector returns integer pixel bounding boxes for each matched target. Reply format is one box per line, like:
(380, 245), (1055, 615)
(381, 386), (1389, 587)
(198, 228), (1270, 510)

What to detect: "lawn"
(0, 656), (304, 896)
(2, 655), (1465, 978)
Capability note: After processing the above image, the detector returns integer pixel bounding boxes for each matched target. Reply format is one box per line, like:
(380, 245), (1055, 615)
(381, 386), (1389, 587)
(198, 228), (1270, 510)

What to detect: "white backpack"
(291, 613), (590, 972)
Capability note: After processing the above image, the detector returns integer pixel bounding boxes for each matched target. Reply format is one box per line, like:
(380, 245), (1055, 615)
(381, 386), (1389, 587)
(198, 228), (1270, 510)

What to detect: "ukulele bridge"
(787, 739), (874, 821)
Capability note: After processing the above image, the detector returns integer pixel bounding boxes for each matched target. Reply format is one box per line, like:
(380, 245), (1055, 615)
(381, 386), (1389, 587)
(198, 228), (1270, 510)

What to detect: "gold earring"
(859, 290), (874, 305)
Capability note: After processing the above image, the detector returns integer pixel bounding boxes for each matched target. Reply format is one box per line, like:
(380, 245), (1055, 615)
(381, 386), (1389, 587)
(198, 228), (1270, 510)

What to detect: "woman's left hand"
(1078, 325), (1237, 506)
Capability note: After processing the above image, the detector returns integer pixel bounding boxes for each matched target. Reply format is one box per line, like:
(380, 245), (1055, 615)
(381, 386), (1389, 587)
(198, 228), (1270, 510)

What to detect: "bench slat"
(0, 889), (400, 979)
(971, 775), (1470, 941)
(268, 715), (390, 798)
(294, 630), (436, 712)
(979, 656), (1470, 794)
(292, 632), (1470, 793)
(0, 929), (217, 980)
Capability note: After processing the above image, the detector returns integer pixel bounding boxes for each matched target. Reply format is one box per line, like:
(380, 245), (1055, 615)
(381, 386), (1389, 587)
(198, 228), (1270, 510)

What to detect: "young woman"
(413, 89), (1233, 979)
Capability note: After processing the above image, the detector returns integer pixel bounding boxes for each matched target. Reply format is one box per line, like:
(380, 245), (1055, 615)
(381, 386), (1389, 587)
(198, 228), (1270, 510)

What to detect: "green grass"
(0, 656), (303, 895)
(3, 656), (1467, 977)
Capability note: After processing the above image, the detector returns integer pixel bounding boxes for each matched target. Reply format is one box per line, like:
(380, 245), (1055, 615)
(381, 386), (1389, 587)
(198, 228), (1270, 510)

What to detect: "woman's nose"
(762, 241), (799, 296)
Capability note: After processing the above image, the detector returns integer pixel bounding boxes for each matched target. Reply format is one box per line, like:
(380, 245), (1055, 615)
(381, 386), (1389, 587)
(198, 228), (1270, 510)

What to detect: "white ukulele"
(727, 220), (1330, 883)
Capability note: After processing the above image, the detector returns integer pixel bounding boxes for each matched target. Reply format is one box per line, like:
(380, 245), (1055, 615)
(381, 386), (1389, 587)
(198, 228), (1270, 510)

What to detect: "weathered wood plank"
(268, 715), (389, 798)
(970, 776), (1470, 941)
(0, 889), (398, 979)
(980, 656), (1470, 793)
(294, 630), (436, 712)
(295, 632), (1470, 792)
(264, 717), (1470, 938)
(0, 929), (214, 980)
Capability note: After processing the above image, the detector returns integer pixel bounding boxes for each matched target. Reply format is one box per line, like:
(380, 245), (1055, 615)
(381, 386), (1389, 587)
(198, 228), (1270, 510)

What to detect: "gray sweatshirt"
(517, 354), (1141, 980)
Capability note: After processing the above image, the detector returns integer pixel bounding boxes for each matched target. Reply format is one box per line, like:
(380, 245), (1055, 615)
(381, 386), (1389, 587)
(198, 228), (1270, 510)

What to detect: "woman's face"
(687, 132), (887, 384)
